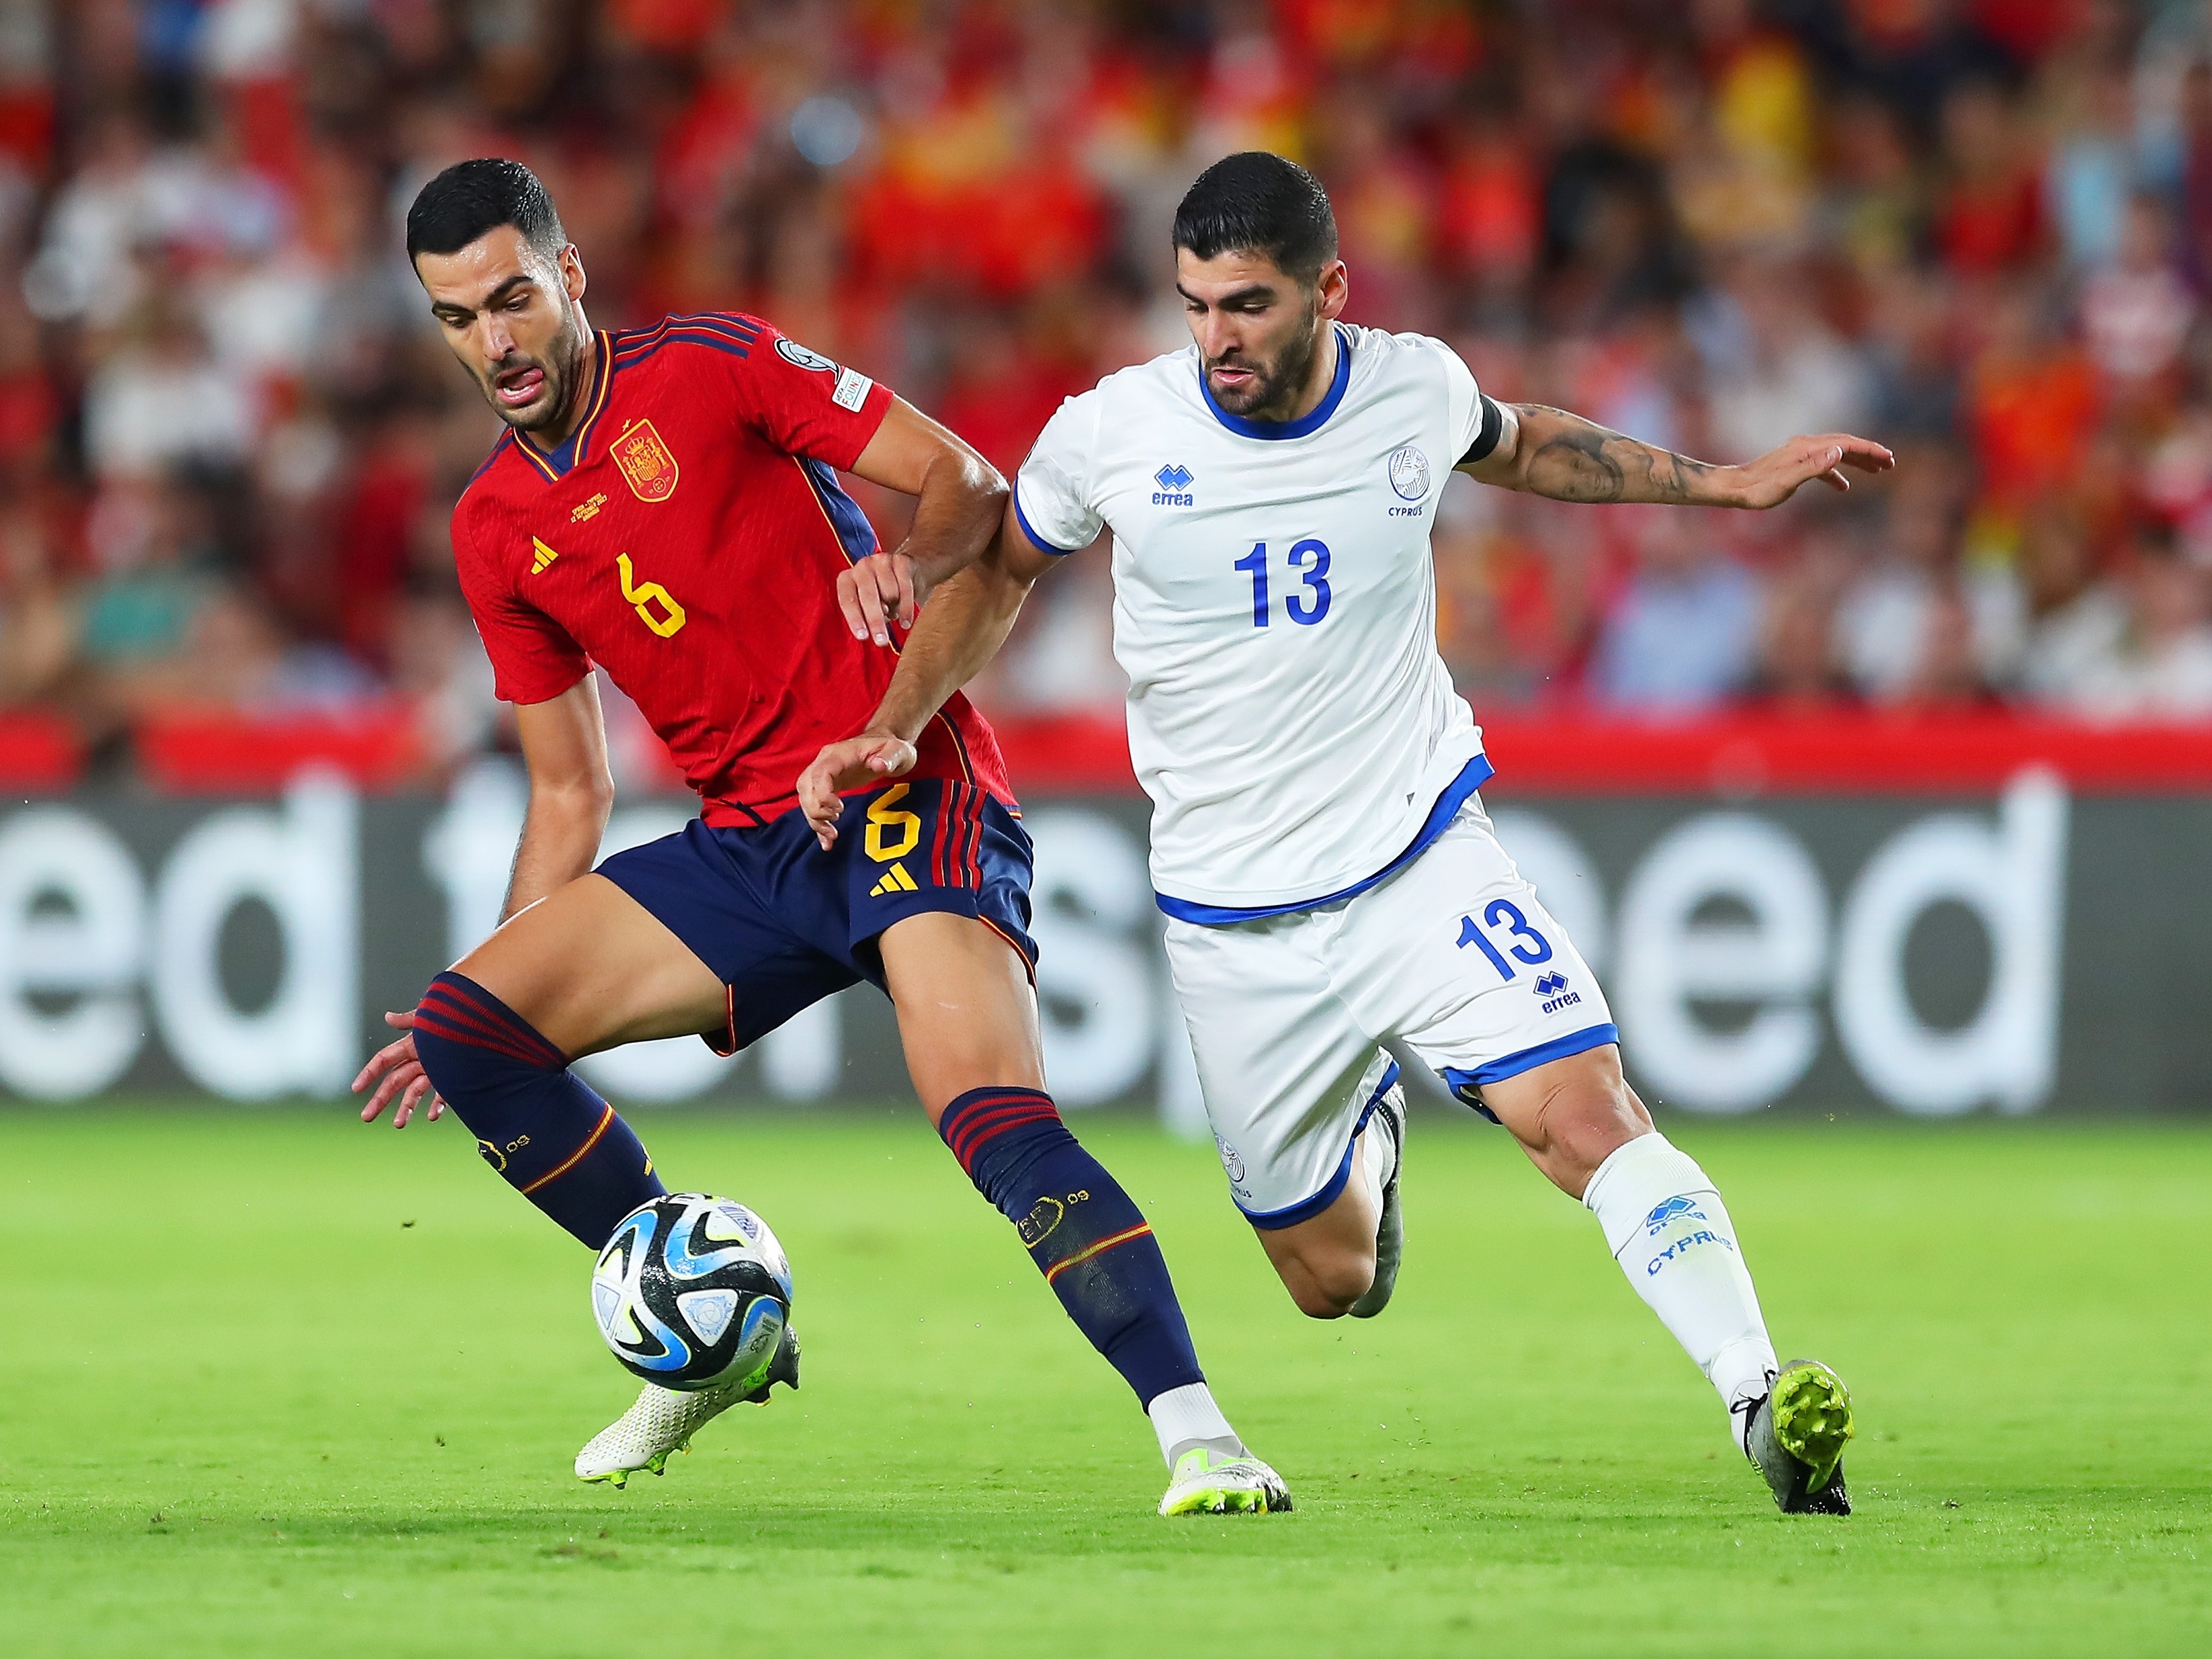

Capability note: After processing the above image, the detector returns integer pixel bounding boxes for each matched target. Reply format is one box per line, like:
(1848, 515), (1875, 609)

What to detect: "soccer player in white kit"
(802, 153), (1894, 1515)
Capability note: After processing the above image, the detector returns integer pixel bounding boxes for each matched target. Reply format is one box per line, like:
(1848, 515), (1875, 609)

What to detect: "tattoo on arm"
(1516, 405), (1719, 505)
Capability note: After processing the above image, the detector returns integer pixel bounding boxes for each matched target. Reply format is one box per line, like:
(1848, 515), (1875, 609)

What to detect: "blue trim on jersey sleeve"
(1154, 751), (1496, 926)
(1199, 325), (1354, 441)
(1239, 1062), (1400, 1231)
(1441, 1025), (1620, 1104)
(1013, 488), (1087, 555)
(463, 429), (516, 488)
(798, 456), (879, 564)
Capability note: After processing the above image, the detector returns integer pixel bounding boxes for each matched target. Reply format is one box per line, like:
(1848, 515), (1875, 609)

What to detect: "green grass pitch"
(2, 1107), (2208, 1657)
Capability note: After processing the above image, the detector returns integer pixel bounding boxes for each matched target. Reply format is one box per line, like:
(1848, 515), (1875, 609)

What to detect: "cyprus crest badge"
(612, 418), (679, 503)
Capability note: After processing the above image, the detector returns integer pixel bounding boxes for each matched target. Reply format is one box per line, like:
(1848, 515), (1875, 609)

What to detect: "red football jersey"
(450, 312), (1011, 826)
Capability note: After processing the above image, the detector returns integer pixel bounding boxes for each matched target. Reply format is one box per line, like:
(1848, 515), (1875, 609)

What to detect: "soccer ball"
(591, 1193), (792, 1392)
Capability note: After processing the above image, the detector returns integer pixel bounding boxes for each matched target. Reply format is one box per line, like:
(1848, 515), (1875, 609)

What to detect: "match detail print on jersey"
(612, 418), (680, 502)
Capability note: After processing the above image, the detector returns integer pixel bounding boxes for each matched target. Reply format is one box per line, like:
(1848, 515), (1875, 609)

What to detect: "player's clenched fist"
(838, 550), (919, 645)
(798, 731), (919, 849)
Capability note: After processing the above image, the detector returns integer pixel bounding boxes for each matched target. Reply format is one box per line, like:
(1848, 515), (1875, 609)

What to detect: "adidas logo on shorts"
(869, 862), (919, 897)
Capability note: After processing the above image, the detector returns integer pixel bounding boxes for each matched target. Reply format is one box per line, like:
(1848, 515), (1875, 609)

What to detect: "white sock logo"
(1642, 1194), (1735, 1276)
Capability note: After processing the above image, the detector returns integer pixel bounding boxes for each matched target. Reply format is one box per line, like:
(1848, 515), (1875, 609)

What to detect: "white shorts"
(1163, 798), (1616, 1227)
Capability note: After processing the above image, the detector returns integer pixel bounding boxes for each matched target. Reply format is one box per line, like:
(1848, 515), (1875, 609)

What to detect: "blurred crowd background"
(5, 0), (2212, 792)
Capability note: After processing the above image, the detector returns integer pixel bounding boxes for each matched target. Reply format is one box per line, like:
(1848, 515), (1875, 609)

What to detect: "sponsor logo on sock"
(475, 1132), (531, 1173)
(1646, 1228), (1734, 1275)
(1643, 1194), (1707, 1234)
(1017, 1195), (1066, 1248)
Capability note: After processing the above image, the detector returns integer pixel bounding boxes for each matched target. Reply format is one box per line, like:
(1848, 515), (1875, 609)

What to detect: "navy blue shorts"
(596, 778), (1035, 1055)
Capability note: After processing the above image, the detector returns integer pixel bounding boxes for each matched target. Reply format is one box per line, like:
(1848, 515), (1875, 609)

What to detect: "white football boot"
(577, 1324), (799, 1486)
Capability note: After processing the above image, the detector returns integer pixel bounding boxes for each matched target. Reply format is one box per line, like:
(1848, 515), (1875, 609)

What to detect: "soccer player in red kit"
(349, 159), (1288, 1515)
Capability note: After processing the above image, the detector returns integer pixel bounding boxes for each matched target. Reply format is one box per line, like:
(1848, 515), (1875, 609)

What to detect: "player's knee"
(1537, 1084), (1653, 1198)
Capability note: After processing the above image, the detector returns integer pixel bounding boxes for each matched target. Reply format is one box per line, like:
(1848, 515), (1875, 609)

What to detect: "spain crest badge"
(611, 418), (679, 503)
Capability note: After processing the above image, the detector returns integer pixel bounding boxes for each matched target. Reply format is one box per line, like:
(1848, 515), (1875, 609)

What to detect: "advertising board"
(4, 763), (2207, 1116)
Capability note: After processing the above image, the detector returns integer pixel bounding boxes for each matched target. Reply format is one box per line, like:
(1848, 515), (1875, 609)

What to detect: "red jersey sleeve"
(714, 315), (894, 468)
(451, 488), (592, 705)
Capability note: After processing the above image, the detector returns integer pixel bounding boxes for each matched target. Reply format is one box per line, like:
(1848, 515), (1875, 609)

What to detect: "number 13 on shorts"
(1455, 899), (1552, 981)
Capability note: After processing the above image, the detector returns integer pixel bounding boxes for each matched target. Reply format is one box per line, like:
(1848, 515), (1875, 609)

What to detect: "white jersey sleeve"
(1014, 392), (1106, 554)
(1435, 339), (1488, 463)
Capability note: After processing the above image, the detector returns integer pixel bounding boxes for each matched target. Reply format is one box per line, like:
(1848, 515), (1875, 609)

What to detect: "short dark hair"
(1172, 152), (1338, 280)
(406, 157), (566, 264)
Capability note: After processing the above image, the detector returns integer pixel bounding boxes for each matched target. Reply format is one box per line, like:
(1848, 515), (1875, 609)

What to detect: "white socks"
(1146, 1381), (1242, 1466)
(1582, 1133), (1777, 1437)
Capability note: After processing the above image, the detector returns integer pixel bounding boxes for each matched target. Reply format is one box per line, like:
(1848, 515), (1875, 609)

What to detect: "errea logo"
(1534, 967), (1582, 1015)
(1152, 463), (1194, 507)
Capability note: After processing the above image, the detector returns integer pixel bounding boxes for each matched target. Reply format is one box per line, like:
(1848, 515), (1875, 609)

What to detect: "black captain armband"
(1460, 394), (1505, 466)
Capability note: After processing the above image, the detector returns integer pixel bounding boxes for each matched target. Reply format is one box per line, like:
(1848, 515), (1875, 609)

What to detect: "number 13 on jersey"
(1234, 539), (1332, 628)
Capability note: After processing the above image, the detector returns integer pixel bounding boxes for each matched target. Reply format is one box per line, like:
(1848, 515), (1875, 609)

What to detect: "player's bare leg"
(1249, 1099), (1401, 1318)
(874, 909), (1045, 1121)
(450, 873), (729, 1054)
(878, 911), (1289, 1515)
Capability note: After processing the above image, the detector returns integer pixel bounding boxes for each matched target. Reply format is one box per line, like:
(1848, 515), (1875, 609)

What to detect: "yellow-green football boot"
(1742, 1358), (1854, 1515)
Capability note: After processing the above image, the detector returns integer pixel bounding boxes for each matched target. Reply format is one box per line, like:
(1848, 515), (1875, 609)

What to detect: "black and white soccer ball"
(591, 1193), (792, 1392)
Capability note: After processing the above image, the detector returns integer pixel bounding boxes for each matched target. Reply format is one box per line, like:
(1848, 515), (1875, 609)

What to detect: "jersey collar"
(1197, 324), (1353, 441)
(513, 331), (615, 484)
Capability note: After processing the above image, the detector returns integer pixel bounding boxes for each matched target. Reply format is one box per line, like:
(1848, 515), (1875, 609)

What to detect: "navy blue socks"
(938, 1086), (1205, 1408)
(410, 971), (666, 1249)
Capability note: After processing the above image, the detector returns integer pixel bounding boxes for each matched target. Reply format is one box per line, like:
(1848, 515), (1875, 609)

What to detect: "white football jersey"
(1015, 323), (1496, 919)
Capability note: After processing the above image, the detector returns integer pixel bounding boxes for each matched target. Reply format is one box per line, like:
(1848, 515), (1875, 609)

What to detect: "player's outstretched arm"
(1463, 401), (1894, 508)
(800, 496), (1059, 849)
(839, 398), (1009, 645)
(352, 679), (613, 1128)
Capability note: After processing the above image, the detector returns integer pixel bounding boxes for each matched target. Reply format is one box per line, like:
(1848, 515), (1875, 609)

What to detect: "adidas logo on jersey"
(1152, 462), (1195, 507)
(869, 862), (919, 897)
